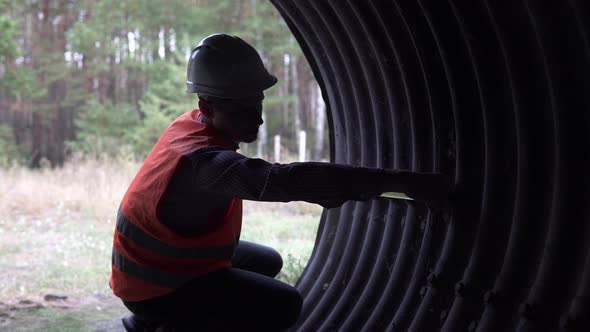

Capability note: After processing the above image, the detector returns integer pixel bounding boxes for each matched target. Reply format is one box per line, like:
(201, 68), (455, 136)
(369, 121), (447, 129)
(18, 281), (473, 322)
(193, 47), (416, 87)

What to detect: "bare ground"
(0, 160), (321, 331)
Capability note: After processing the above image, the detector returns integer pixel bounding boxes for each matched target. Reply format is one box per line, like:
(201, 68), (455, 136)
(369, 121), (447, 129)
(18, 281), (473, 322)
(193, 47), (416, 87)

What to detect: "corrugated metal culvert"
(270, 1), (590, 331)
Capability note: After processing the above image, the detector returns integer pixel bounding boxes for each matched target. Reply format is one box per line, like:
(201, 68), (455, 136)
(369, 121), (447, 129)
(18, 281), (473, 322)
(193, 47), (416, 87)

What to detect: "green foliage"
(69, 58), (197, 160)
(0, 66), (46, 99)
(66, 21), (102, 57)
(140, 58), (194, 117)
(0, 15), (18, 60)
(125, 108), (171, 158)
(0, 14), (45, 99)
(0, 124), (22, 166)
(62, 72), (88, 109)
(68, 99), (138, 159)
(3, 0), (326, 163)
(68, 59), (197, 160)
(125, 58), (195, 158)
(240, 209), (320, 286)
(280, 253), (308, 286)
(0, 0), (10, 11)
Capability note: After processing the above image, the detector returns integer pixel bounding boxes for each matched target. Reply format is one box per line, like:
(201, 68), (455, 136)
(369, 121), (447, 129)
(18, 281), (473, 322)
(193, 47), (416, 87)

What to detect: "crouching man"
(111, 34), (451, 332)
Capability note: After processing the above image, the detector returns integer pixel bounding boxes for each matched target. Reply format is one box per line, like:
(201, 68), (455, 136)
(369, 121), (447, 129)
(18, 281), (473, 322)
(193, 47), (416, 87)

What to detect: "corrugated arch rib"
(270, 1), (590, 331)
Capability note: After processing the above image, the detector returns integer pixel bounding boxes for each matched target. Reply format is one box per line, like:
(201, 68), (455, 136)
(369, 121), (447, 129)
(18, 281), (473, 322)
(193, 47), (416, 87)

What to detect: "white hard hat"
(186, 33), (278, 98)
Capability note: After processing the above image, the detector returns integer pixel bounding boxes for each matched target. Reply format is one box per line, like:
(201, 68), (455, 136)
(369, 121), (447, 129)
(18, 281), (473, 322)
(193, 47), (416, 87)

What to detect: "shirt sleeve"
(185, 147), (398, 208)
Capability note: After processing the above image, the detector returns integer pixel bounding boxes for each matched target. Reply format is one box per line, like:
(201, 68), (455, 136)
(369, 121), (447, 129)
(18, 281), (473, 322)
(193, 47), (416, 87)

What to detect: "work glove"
(401, 172), (453, 209)
(377, 170), (453, 209)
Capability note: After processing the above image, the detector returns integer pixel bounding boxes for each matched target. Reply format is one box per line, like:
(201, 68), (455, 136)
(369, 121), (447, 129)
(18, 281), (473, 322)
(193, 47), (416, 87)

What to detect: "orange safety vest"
(109, 109), (243, 302)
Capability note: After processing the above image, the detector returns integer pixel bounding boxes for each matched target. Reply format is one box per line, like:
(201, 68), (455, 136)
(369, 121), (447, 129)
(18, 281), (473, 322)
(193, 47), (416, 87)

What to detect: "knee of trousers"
(280, 289), (304, 328)
(269, 248), (284, 275)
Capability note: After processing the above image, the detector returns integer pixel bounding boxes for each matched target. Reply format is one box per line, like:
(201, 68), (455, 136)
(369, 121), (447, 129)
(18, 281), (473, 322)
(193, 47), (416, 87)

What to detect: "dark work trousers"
(122, 241), (303, 332)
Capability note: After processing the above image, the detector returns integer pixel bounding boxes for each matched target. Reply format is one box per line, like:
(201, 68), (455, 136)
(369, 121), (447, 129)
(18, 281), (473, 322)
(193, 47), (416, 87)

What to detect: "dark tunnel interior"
(269, 1), (590, 331)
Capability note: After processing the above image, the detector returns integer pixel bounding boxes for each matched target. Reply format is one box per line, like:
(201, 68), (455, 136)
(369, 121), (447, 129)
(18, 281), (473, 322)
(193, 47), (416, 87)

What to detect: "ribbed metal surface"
(270, 1), (590, 331)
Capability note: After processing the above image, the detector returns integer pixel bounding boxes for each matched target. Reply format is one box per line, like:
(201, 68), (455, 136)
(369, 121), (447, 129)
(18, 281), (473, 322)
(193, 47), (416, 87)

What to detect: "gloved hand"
(376, 170), (453, 209)
(402, 172), (453, 209)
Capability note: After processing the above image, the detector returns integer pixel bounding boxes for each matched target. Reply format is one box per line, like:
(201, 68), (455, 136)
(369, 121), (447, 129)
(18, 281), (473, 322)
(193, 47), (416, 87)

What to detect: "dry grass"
(0, 156), (139, 223)
(0, 158), (322, 302)
(0, 156), (322, 222)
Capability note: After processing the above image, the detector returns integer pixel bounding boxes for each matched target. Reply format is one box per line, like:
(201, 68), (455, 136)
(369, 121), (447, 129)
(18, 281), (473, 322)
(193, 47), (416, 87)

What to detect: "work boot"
(121, 314), (161, 332)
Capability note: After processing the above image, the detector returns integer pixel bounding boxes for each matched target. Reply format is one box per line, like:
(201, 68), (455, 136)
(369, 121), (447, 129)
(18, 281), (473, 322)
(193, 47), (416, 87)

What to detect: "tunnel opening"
(0, 1), (588, 330)
(271, 1), (590, 331)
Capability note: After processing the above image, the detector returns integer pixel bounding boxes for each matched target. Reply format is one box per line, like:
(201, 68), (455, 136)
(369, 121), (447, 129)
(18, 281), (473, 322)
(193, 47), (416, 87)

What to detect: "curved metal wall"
(270, 1), (590, 331)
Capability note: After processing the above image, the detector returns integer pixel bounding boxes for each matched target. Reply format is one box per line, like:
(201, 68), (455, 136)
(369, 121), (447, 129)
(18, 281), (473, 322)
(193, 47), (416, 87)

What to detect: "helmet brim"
(186, 74), (278, 99)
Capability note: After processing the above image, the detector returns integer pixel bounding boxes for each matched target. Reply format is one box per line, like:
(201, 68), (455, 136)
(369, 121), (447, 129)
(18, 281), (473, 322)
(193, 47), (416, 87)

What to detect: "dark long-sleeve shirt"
(156, 146), (402, 236)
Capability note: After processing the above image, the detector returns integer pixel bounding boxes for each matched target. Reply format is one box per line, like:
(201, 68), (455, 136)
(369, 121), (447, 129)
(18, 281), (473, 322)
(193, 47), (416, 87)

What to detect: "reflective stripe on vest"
(116, 208), (235, 259)
(110, 110), (243, 300)
(113, 209), (236, 288)
(111, 247), (195, 289)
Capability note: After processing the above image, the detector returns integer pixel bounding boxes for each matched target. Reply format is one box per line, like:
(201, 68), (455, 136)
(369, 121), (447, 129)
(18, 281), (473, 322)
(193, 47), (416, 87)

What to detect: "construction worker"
(111, 34), (451, 332)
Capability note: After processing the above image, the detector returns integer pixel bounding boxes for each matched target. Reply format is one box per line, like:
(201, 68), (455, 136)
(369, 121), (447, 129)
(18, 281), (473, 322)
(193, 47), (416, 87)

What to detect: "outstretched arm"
(186, 147), (451, 208)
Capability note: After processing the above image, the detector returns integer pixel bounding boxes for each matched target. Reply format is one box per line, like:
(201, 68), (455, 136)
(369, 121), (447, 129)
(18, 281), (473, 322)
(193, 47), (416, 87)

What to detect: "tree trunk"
(291, 53), (301, 137)
(257, 113), (267, 159)
(30, 0), (51, 168)
(314, 84), (326, 160)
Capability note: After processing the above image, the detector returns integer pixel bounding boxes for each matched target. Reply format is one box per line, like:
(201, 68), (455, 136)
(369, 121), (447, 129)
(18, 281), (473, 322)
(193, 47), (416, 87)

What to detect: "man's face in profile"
(206, 93), (265, 143)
